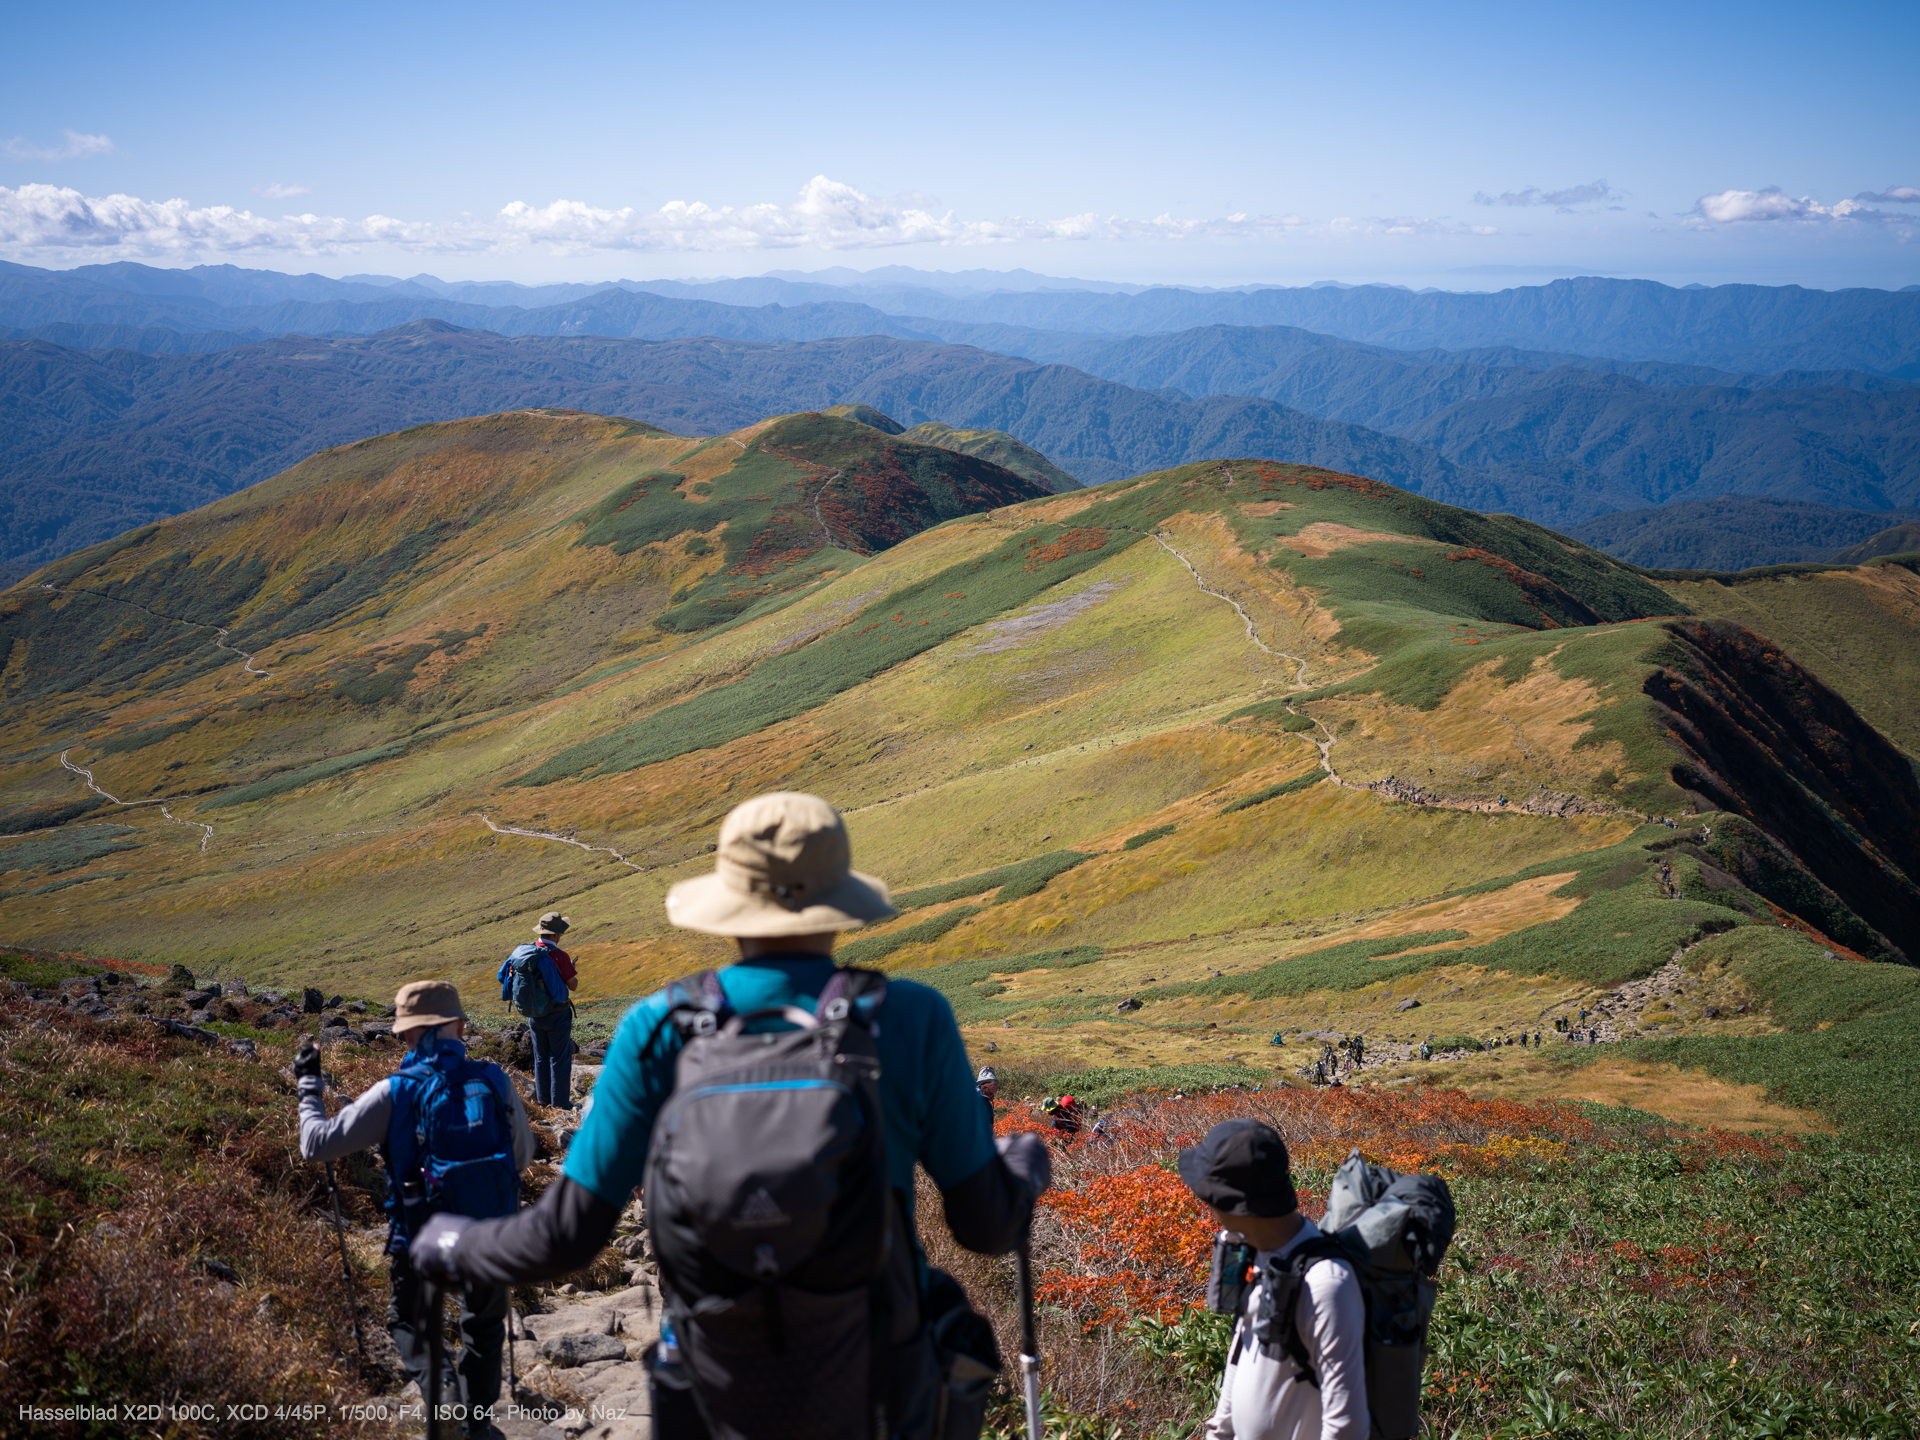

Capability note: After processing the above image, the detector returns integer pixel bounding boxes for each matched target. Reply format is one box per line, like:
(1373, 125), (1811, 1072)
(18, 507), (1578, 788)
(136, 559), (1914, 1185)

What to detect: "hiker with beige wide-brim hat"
(663, 790), (898, 937)
(292, 979), (533, 1429)
(409, 791), (1055, 1436)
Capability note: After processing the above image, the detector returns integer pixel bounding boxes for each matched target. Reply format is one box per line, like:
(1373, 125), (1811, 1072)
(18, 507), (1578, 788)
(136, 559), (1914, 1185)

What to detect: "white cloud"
(1374, 216), (1499, 237)
(4, 131), (115, 162)
(1691, 186), (1910, 226)
(254, 182), (311, 199)
(0, 176), (1323, 260)
(1474, 180), (1618, 210)
(1855, 186), (1920, 205)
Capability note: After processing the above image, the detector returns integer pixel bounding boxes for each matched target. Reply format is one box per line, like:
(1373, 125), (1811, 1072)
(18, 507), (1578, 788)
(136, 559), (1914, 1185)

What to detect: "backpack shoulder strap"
(817, 966), (887, 1028)
(638, 968), (729, 1055)
(1255, 1235), (1353, 1389)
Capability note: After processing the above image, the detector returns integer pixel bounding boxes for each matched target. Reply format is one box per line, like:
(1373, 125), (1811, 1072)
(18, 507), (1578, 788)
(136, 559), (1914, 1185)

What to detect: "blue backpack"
(505, 942), (558, 1019)
(382, 1040), (520, 1252)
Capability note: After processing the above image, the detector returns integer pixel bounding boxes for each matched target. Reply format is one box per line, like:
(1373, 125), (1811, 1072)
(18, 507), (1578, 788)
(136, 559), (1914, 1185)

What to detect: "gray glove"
(997, 1132), (1052, 1202)
(412, 1214), (474, 1282)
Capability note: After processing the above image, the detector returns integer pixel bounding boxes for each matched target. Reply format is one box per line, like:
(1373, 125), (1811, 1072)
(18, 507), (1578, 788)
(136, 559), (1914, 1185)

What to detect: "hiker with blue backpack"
(500, 912), (579, 1108)
(409, 791), (1053, 1440)
(1185, 1118), (1454, 1440)
(296, 980), (533, 1440)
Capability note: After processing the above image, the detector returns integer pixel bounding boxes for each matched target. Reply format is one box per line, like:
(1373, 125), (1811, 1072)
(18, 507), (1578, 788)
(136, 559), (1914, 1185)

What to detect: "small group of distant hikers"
(295, 792), (1454, 1440)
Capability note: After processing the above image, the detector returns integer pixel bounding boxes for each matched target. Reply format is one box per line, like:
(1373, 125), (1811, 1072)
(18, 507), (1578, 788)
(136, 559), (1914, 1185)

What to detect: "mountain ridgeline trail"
(0, 406), (1914, 1195)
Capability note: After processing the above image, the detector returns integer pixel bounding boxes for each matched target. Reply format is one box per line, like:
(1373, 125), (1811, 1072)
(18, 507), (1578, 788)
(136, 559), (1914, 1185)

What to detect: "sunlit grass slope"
(3, 421), (1916, 1139)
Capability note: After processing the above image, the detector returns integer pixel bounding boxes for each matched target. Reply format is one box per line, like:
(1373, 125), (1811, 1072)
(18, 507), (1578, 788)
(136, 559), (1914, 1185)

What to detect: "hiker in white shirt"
(1178, 1119), (1369, 1440)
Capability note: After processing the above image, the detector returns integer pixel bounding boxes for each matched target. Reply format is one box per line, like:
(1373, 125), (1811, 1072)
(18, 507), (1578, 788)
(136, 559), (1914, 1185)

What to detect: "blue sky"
(3, 0), (1915, 290)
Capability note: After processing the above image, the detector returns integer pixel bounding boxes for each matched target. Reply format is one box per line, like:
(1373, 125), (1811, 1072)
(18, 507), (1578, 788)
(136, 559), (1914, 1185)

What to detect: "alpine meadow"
(4, 379), (1918, 1436)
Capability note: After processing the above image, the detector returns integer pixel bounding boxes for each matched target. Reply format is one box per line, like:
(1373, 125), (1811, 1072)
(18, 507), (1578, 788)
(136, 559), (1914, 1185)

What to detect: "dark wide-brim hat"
(665, 792), (896, 938)
(1177, 1118), (1299, 1217)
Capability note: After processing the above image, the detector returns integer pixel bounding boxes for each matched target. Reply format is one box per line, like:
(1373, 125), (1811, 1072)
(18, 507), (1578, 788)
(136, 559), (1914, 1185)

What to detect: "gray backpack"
(644, 967), (895, 1440)
(1249, 1150), (1456, 1440)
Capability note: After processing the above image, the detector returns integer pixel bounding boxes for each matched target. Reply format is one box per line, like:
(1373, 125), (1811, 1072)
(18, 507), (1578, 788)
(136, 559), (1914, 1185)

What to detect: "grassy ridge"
(892, 850), (1097, 910)
(512, 518), (1137, 782)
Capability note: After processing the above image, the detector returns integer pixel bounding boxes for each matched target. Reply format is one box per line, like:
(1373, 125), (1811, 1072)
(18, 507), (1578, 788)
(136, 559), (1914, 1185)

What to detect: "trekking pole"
(423, 1277), (446, 1440)
(1015, 1239), (1043, 1440)
(323, 1161), (367, 1370)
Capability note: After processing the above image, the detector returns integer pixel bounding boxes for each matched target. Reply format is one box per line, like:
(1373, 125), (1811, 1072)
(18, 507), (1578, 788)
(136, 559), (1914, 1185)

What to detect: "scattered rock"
(227, 1038), (259, 1060)
(324, 993), (345, 1009)
(985, 1041), (997, 1052)
(223, 979), (249, 997)
(1704, 1006), (1720, 1019)
(152, 1017), (219, 1044)
(182, 988), (218, 1009)
(168, 964), (195, 985)
(1395, 998), (1422, 1012)
(59, 976), (102, 996)
(302, 988), (324, 1014)
(194, 1254), (240, 1284)
(1115, 998), (1142, 1013)
(539, 1333), (626, 1367)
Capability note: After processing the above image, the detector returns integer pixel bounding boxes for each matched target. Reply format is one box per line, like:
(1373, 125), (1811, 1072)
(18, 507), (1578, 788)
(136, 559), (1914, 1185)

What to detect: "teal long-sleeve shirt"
(561, 955), (995, 1213)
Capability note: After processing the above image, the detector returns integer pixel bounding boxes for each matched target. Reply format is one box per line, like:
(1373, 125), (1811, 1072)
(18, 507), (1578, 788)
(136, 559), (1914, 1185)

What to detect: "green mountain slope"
(896, 421), (1082, 493)
(1831, 521), (1920, 564)
(3, 416), (1916, 1141)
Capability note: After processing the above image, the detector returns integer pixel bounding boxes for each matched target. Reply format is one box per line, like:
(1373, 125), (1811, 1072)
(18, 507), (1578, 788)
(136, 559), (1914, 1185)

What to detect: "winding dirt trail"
(40, 582), (273, 679)
(1147, 531), (1645, 823)
(60, 749), (216, 851)
(480, 813), (647, 872)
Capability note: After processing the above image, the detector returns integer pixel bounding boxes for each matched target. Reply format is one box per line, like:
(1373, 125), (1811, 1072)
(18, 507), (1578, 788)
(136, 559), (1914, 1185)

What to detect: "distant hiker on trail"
(977, 1064), (998, 1116)
(295, 981), (533, 1438)
(500, 912), (578, 1109)
(409, 792), (1050, 1440)
(1419, 1040), (1432, 1061)
(1183, 1120), (1369, 1440)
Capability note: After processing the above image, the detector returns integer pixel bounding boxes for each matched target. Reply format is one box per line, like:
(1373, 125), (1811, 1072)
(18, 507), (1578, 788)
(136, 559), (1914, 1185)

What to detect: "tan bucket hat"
(393, 979), (467, 1033)
(665, 792), (896, 938)
(535, 911), (570, 937)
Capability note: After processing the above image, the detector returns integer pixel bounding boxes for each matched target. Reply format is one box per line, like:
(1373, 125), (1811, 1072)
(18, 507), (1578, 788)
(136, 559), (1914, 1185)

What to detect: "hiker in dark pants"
(500, 912), (578, 1108)
(297, 981), (533, 1440)
(410, 792), (1051, 1440)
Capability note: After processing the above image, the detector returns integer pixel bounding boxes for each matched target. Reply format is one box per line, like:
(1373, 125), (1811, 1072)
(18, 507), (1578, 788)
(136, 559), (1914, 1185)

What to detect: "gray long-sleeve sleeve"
(297, 1073), (535, 1172)
(1204, 1223), (1369, 1440)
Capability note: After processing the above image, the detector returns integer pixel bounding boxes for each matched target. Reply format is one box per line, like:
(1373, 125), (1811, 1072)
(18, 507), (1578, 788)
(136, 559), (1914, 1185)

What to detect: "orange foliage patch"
(998, 1084), (1799, 1329)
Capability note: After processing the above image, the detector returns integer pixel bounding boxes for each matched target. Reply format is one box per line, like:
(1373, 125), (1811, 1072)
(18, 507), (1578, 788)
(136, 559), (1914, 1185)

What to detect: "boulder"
(152, 1017), (219, 1044)
(168, 964), (195, 985)
(227, 1038), (259, 1060)
(223, 979), (249, 997)
(58, 976), (102, 996)
(1115, 997), (1142, 1013)
(182, 988), (218, 1009)
(538, 1333), (627, 1367)
(1395, 998), (1422, 1012)
(324, 994), (345, 1009)
(302, 988), (324, 1014)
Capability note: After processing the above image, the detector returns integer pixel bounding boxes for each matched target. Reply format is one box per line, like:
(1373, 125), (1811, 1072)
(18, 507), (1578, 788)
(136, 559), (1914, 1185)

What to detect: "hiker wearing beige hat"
(295, 980), (533, 1436)
(499, 911), (580, 1108)
(414, 792), (1054, 1439)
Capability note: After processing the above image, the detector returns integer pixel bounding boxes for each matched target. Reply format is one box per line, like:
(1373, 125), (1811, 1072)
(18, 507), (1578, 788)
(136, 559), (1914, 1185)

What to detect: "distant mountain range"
(7, 260), (1919, 376)
(1566, 496), (1920, 571)
(6, 259), (1920, 575)
(0, 323), (1480, 577)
